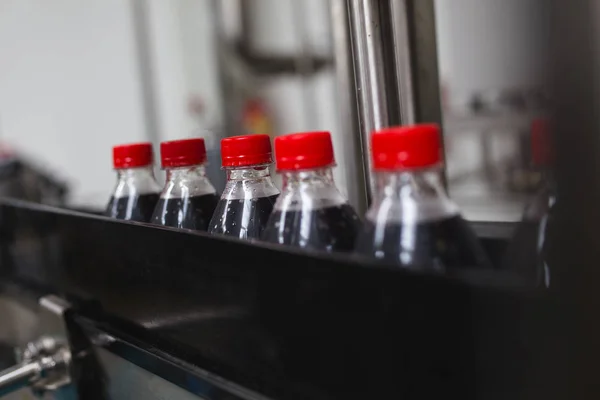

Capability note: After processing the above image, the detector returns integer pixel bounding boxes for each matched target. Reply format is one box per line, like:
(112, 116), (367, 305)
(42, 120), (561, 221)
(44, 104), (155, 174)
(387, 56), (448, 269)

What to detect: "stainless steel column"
(404, 0), (444, 127)
(330, 0), (369, 213)
(340, 0), (443, 204)
(347, 0), (392, 202)
(389, 0), (416, 125)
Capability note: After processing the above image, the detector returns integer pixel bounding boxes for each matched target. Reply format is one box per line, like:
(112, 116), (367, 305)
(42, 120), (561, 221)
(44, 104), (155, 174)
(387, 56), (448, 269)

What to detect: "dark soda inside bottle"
(261, 131), (361, 252)
(262, 203), (360, 251)
(106, 193), (160, 222)
(152, 193), (219, 231)
(211, 195), (279, 239)
(106, 142), (161, 222)
(151, 138), (218, 231)
(355, 124), (493, 271)
(503, 119), (554, 287)
(209, 134), (280, 239)
(357, 215), (491, 271)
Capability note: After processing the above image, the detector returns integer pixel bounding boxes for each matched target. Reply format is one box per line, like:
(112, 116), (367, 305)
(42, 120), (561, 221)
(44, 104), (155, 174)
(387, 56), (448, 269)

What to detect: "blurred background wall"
(0, 0), (147, 206)
(0, 0), (546, 218)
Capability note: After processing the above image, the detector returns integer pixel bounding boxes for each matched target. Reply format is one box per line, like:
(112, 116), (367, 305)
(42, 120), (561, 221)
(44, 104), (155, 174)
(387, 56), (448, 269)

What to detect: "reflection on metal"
(0, 296), (74, 399)
(345, 0), (444, 200)
(389, 0), (416, 124)
(330, 0), (369, 213)
(348, 0), (391, 200)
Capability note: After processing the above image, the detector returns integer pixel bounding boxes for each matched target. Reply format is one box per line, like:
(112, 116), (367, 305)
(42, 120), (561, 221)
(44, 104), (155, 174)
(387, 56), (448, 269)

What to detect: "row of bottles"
(106, 123), (552, 279)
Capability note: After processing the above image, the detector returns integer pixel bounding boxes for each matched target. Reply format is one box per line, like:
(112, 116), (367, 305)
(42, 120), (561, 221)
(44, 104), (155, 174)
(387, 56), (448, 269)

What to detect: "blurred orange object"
(242, 98), (272, 136)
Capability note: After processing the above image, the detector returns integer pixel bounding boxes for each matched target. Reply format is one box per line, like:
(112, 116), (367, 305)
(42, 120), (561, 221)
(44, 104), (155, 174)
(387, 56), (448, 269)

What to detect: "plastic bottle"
(151, 138), (219, 231)
(355, 124), (493, 271)
(106, 142), (161, 222)
(503, 119), (554, 287)
(261, 131), (361, 252)
(208, 134), (279, 239)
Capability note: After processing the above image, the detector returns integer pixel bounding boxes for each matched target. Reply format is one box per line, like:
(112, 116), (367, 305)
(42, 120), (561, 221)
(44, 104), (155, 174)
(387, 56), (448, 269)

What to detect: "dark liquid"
(151, 194), (219, 231)
(355, 216), (493, 271)
(503, 218), (550, 287)
(261, 204), (361, 252)
(209, 195), (278, 239)
(105, 193), (159, 222)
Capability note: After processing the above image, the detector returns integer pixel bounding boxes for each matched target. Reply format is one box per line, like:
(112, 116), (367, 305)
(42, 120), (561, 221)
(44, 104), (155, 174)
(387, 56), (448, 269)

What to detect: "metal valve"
(0, 295), (74, 399)
(0, 336), (71, 397)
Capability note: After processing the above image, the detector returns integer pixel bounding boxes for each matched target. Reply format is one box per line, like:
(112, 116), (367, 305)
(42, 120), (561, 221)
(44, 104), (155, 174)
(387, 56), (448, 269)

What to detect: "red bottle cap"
(113, 142), (154, 169)
(371, 124), (442, 170)
(160, 138), (207, 168)
(221, 134), (273, 167)
(531, 118), (553, 166)
(274, 131), (335, 171)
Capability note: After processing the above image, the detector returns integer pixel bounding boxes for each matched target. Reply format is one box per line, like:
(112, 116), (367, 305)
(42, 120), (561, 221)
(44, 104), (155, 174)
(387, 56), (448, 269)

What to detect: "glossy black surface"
(355, 215), (493, 271)
(503, 220), (550, 287)
(503, 186), (554, 288)
(0, 199), (555, 400)
(72, 313), (263, 400)
(261, 204), (361, 252)
(106, 193), (159, 222)
(209, 195), (278, 239)
(151, 194), (219, 231)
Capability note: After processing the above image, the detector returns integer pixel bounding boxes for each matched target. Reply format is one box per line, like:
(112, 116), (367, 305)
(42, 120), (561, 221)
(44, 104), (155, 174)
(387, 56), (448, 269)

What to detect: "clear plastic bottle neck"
(226, 165), (271, 181)
(117, 165), (155, 180)
(112, 165), (160, 197)
(166, 164), (207, 180)
(161, 164), (216, 199)
(281, 167), (335, 188)
(219, 164), (279, 201)
(367, 166), (458, 224)
(276, 167), (346, 211)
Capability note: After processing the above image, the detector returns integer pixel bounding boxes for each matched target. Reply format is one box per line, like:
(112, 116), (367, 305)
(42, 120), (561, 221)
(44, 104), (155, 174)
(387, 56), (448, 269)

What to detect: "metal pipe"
(348, 0), (389, 195)
(347, 0), (395, 200)
(346, 0), (443, 203)
(405, 0), (443, 127)
(0, 362), (39, 396)
(330, 0), (369, 213)
(389, 0), (416, 124)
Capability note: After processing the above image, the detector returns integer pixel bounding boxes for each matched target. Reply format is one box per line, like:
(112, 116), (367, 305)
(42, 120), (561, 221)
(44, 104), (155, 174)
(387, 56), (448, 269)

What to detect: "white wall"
(435, 0), (547, 108)
(260, 69), (347, 197)
(247, 0), (331, 57)
(0, 0), (545, 211)
(434, 0), (547, 220)
(244, 0), (351, 195)
(0, 0), (225, 207)
(0, 0), (148, 207)
(146, 0), (223, 144)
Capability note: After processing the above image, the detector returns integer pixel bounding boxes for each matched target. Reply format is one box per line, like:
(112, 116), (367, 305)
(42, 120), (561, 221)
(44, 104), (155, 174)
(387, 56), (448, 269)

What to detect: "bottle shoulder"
(365, 194), (459, 226)
(220, 177), (280, 201)
(111, 174), (161, 198)
(275, 183), (349, 211)
(160, 175), (216, 199)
